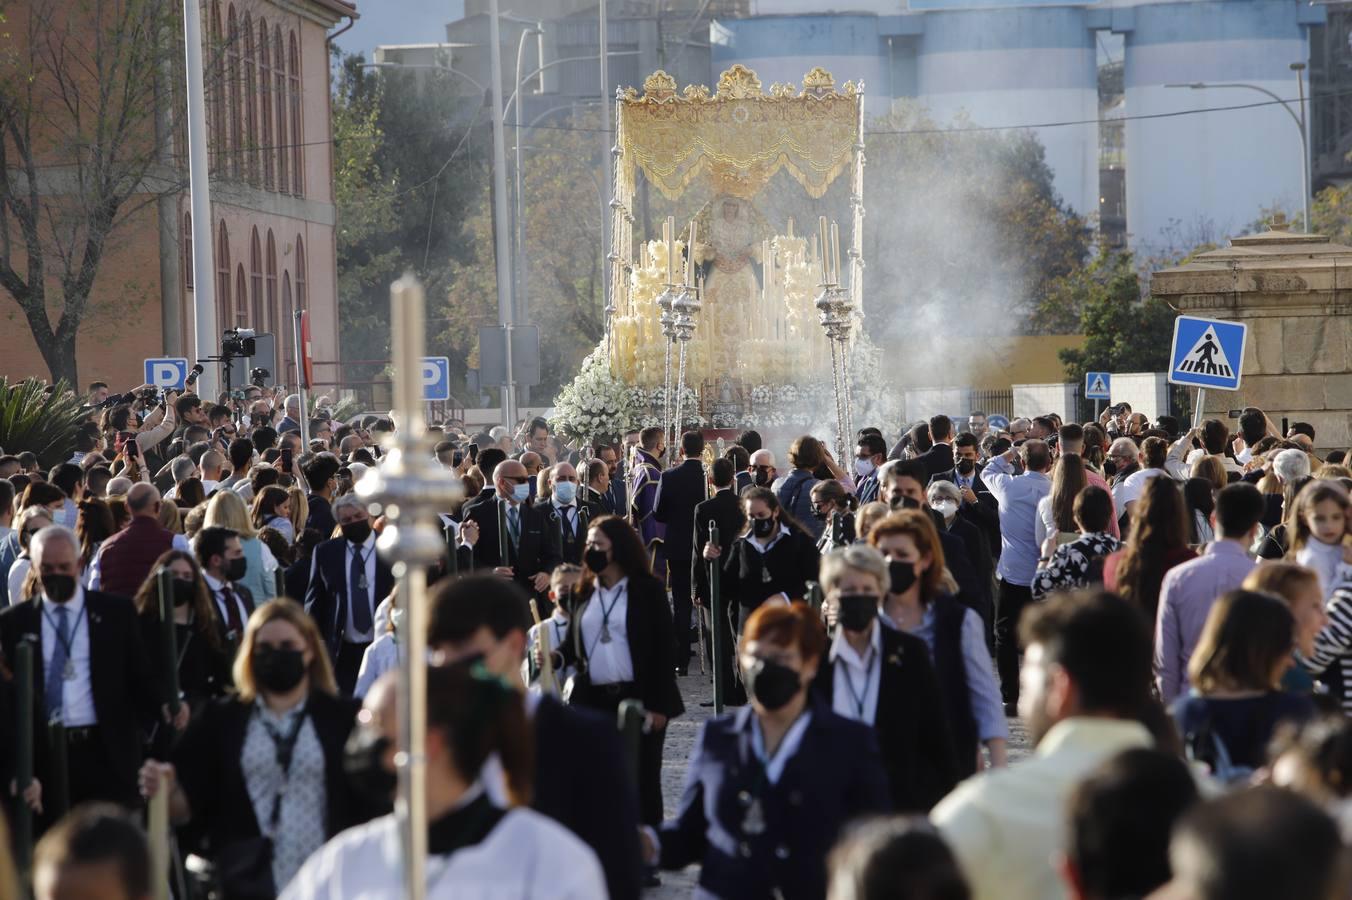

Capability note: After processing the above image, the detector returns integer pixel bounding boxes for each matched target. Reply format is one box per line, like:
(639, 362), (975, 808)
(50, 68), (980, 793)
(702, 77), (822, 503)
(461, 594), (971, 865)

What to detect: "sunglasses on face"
(503, 475), (529, 485)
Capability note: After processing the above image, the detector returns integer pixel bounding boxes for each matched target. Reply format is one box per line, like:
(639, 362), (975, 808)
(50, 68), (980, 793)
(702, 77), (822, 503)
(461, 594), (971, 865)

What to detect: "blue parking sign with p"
(1168, 316), (1248, 391)
(144, 358), (188, 390)
(421, 356), (451, 402)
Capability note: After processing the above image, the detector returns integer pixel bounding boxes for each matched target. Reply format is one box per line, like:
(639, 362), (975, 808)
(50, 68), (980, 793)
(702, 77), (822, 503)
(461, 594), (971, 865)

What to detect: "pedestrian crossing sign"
(1168, 315), (1247, 391)
(1084, 372), (1111, 400)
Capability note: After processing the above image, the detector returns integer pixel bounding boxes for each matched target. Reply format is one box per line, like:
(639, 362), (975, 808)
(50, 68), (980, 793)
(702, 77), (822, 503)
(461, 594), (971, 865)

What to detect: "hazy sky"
(334, 0), (465, 61)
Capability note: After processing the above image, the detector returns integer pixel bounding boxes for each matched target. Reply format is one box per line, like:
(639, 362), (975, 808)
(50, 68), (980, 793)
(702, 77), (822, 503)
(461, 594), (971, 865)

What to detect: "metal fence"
(968, 389), (1014, 420)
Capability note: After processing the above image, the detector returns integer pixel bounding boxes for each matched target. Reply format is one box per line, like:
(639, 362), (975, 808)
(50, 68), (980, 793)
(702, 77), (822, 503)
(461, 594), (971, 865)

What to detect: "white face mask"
(855, 458), (877, 479)
(933, 499), (959, 520)
(390, 607), (405, 635)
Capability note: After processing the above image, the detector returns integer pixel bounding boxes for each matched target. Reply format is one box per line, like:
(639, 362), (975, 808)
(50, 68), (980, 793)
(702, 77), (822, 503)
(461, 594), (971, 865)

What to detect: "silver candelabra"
(355, 275), (465, 900)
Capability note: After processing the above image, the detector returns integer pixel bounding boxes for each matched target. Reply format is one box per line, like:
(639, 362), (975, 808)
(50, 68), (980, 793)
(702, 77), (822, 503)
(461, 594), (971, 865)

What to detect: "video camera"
(250, 367), (271, 388)
(222, 328), (257, 358)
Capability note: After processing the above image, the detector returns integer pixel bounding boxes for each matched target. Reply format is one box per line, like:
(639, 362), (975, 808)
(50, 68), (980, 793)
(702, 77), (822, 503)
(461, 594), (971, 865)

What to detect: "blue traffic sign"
(1084, 371), (1111, 400)
(421, 356), (451, 402)
(144, 357), (188, 390)
(1168, 316), (1248, 391)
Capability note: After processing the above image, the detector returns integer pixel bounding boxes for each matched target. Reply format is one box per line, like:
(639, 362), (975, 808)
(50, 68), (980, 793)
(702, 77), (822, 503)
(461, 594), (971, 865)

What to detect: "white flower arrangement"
(712, 411), (739, 428)
(750, 384), (773, 406)
(551, 347), (642, 444)
(775, 384), (802, 406)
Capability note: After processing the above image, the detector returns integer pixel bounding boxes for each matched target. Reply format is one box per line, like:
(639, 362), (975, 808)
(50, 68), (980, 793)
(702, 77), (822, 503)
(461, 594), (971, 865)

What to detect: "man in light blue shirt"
(981, 439), (1052, 708)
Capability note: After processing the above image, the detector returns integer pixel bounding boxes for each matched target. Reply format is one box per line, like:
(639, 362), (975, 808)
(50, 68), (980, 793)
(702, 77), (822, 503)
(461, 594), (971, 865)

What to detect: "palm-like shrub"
(0, 379), (87, 469)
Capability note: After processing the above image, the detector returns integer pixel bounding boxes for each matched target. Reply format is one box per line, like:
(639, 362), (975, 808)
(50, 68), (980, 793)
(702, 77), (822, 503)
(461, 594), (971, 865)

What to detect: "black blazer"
(811, 620), (959, 811)
(654, 458), (707, 560)
(0, 591), (157, 804)
(915, 443), (956, 480)
(721, 529), (821, 615)
(564, 573), (685, 719)
(692, 489), (745, 602)
(930, 468), (1001, 558)
(541, 501), (595, 566)
(533, 696), (643, 900)
(657, 701), (891, 900)
(464, 496), (563, 590)
(170, 691), (366, 854)
(580, 487), (609, 524)
(137, 613), (233, 716)
(303, 537), (396, 659)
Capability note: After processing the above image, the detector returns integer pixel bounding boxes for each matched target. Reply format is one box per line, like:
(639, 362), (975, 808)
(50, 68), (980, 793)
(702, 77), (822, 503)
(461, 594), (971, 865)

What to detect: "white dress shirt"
(829, 619), (882, 726)
(8, 556), (31, 605)
(581, 577), (634, 684)
(552, 498), (580, 536)
(41, 586), (97, 727)
(1115, 466), (1169, 511)
(981, 456), (1052, 587)
(344, 535), (379, 643)
(354, 633), (402, 699)
(204, 571), (251, 632)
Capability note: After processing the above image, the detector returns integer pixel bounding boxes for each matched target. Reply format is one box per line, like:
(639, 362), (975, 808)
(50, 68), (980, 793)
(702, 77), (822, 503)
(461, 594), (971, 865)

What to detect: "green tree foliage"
(0, 378), (87, 468)
(1059, 248), (1176, 391)
(332, 53), (486, 396)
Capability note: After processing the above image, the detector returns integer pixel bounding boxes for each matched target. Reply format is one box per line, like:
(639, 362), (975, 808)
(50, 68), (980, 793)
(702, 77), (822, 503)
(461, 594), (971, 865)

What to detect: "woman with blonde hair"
(156, 495), (184, 535)
(205, 489), (278, 604)
(139, 599), (362, 897)
(286, 485), (308, 543)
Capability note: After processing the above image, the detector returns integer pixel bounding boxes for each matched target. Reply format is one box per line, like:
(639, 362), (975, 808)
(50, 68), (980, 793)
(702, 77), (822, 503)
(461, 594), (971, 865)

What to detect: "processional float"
(558, 65), (870, 463)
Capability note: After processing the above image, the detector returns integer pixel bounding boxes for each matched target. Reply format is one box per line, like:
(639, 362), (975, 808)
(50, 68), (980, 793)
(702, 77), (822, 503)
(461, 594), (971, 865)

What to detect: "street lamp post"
(1166, 69), (1311, 232)
(513, 25), (544, 404)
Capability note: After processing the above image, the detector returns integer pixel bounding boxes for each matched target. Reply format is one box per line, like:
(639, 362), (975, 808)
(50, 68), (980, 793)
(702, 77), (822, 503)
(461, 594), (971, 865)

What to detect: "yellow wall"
(881, 334), (1085, 388)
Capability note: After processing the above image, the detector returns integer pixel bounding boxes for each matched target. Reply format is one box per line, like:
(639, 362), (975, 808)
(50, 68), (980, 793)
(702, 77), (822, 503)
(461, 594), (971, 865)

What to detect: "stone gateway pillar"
(1151, 216), (1352, 454)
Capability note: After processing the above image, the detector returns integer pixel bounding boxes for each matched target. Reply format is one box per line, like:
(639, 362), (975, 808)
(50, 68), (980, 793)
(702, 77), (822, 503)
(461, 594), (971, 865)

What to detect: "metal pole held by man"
(709, 521), (724, 714)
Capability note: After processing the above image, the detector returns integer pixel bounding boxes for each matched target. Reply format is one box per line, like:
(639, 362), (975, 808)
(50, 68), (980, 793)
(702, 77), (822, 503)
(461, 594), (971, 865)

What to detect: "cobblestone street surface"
(647, 669), (1032, 897)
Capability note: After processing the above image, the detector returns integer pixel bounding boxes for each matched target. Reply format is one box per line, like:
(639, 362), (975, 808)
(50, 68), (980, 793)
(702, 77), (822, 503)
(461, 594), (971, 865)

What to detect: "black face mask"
(888, 559), (917, 595)
(837, 594), (878, 632)
(752, 470), (771, 487)
(956, 458), (976, 476)
(172, 578), (196, 608)
(744, 656), (801, 712)
(344, 728), (396, 810)
(226, 556), (248, 583)
(890, 495), (921, 511)
(41, 574), (76, 604)
(342, 520), (373, 546)
(584, 548), (610, 573)
(751, 516), (777, 538)
(1103, 459), (1118, 478)
(252, 646), (306, 694)
(811, 507), (828, 522)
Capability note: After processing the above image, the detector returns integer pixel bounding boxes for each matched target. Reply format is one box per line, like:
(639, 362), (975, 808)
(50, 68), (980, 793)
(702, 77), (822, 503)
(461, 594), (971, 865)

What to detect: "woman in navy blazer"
(644, 602), (890, 900)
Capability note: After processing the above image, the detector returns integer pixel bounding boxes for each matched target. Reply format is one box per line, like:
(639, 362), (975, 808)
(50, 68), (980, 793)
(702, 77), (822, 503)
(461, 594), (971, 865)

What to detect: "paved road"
(647, 669), (1032, 897)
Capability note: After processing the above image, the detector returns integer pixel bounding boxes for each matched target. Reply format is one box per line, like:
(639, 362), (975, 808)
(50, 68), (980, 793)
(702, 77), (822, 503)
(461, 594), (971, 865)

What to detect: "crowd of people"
(4, 382), (1352, 900)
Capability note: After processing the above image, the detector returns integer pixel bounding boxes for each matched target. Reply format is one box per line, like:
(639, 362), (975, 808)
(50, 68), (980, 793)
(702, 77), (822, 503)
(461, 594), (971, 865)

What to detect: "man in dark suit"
(654, 431), (707, 676)
(914, 413), (957, 480)
(854, 432), (887, 505)
(580, 458), (610, 522)
(596, 444), (627, 516)
(302, 452), (342, 538)
(463, 458), (562, 598)
(541, 461), (593, 567)
(303, 494), (395, 694)
(0, 525), (163, 816)
(692, 458), (745, 702)
(930, 431), (1002, 562)
(429, 575), (643, 900)
(193, 526), (255, 645)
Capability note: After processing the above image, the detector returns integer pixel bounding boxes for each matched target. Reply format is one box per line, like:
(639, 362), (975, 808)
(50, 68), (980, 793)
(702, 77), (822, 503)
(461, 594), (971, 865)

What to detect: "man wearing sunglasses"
(465, 459), (563, 601)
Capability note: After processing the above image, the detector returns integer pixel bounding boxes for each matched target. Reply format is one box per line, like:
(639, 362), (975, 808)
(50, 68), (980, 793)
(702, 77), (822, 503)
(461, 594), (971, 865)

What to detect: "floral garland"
(551, 347), (642, 444)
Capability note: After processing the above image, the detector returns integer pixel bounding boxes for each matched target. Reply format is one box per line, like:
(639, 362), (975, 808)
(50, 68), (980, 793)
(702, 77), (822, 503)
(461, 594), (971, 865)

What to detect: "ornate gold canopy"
(617, 65), (862, 201)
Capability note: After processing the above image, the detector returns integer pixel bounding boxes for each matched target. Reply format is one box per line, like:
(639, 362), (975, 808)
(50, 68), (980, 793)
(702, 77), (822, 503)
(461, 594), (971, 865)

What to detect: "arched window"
(273, 26), (288, 195)
(266, 230), (278, 335)
(235, 265), (248, 327)
(209, 1), (225, 171)
(183, 213), (193, 290)
(294, 236), (306, 310)
(288, 33), (303, 196)
(257, 18), (273, 190)
(242, 13), (256, 184)
(250, 227), (263, 327)
(226, 6), (241, 179)
(281, 272), (294, 381)
(216, 221), (231, 334)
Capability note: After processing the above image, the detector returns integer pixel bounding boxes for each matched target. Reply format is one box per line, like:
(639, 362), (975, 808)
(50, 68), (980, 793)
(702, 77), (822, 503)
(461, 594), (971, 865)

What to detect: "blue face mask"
(512, 483), (531, 503)
(553, 482), (577, 505)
